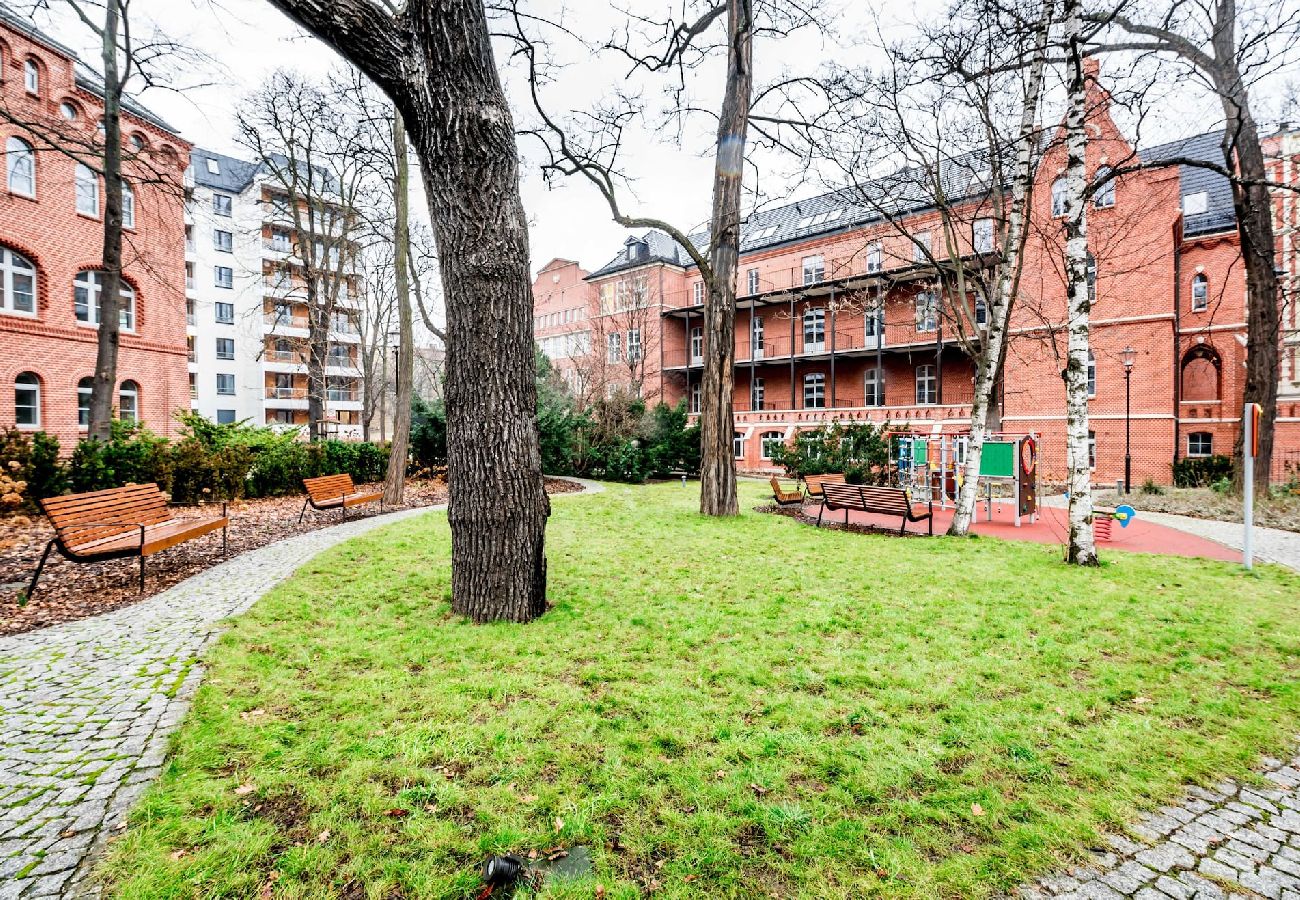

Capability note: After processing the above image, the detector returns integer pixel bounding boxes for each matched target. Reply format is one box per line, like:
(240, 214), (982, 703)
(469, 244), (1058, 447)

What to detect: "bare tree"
(383, 109), (415, 505)
(260, 0), (550, 623)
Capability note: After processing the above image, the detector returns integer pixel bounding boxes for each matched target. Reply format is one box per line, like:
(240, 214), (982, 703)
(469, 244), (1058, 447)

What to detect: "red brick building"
(1, 9), (191, 450)
(534, 64), (1300, 485)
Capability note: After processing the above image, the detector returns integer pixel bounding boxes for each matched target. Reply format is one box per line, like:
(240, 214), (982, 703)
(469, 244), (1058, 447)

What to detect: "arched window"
(15, 372), (40, 427)
(119, 380), (139, 422)
(760, 430), (785, 460)
(1087, 351), (1097, 398)
(803, 308), (826, 350)
(733, 430), (745, 459)
(129, 133), (146, 152)
(1181, 347), (1221, 402)
(121, 181), (135, 230)
(75, 163), (99, 217)
(1191, 274), (1209, 312)
(77, 377), (93, 427)
(23, 59), (39, 94)
(0, 246), (36, 315)
(1051, 177), (1069, 217)
(59, 101), (79, 122)
(1094, 166), (1115, 208)
(6, 136), (35, 197)
(74, 270), (135, 331)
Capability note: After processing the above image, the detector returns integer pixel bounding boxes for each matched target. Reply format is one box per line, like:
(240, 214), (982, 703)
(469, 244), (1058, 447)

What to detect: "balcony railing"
(264, 313), (310, 329)
(665, 329), (890, 368)
(266, 349), (304, 363)
(327, 389), (355, 402)
(266, 386), (307, 400)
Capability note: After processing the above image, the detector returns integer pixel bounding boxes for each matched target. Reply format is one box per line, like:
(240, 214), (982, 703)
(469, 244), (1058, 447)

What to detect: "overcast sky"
(23, 0), (1295, 281)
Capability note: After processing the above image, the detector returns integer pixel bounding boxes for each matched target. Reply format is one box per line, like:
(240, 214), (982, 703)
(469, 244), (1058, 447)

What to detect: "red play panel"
(804, 499), (1240, 563)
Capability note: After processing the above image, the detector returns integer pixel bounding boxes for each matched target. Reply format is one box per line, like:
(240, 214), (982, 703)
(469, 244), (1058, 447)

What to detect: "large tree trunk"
(384, 109), (414, 506)
(1062, 0), (1098, 565)
(949, 3), (1050, 536)
(87, 0), (124, 441)
(267, 0), (550, 623)
(306, 285), (328, 441)
(698, 0), (753, 517)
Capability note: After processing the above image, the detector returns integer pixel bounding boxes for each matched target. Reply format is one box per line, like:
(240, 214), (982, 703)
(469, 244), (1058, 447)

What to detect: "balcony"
(665, 329), (892, 370)
(266, 385), (307, 399)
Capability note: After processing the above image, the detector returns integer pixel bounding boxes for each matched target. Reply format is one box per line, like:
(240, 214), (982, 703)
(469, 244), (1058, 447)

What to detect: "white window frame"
(23, 60), (39, 94)
(118, 380), (139, 423)
(212, 193), (233, 217)
(1187, 432), (1213, 458)
(216, 373), (236, 395)
(973, 218), (994, 253)
(733, 430), (745, 459)
(214, 266), (234, 289)
(1191, 274), (1209, 312)
(747, 268), (760, 295)
(0, 246), (37, 316)
(690, 381), (701, 414)
(77, 377), (93, 427)
(1088, 430), (1097, 469)
(802, 255), (825, 286)
(803, 372), (826, 409)
(690, 326), (703, 364)
(1094, 167), (1115, 209)
(803, 307), (826, 352)
(75, 164), (99, 217)
(215, 301), (234, 324)
(215, 337), (235, 361)
(1087, 351), (1097, 398)
(121, 182), (135, 229)
(693, 281), (704, 305)
(751, 376), (765, 410)
(607, 332), (622, 363)
(627, 328), (642, 361)
(865, 367), (884, 407)
(213, 229), (233, 253)
(913, 231), (931, 262)
(14, 372), (40, 428)
(915, 292), (937, 332)
(1183, 191), (1208, 216)
(760, 430), (784, 460)
(915, 364), (937, 405)
(1051, 178), (1069, 217)
(74, 270), (135, 331)
(866, 242), (882, 273)
(6, 137), (35, 198)
(751, 315), (764, 355)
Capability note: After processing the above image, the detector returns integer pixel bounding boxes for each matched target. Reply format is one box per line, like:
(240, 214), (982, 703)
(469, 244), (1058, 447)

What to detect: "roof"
(588, 231), (694, 279)
(1139, 131), (1237, 237)
(0, 7), (180, 135)
(189, 148), (262, 193)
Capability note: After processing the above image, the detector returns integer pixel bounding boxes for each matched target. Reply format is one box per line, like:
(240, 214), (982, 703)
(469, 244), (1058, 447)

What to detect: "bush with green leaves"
(0, 429), (69, 513)
(1171, 453), (1233, 488)
(768, 419), (892, 484)
(410, 397), (447, 472)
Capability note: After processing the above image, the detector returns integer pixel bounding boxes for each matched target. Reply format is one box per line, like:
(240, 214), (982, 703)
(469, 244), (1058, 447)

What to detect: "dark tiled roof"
(588, 231), (693, 278)
(1139, 131), (1237, 236)
(190, 148), (262, 193)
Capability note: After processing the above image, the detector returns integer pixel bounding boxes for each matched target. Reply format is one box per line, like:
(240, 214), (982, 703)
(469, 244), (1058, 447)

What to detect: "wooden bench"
(300, 473), (383, 522)
(802, 473), (846, 503)
(770, 476), (803, 506)
(28, 483), (228, 600)
(817, 482), (934, 535)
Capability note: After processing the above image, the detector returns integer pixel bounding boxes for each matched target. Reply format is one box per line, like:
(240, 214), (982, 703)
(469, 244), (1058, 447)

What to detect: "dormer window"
(24, 60), (39, 95)
(206, 158), (220, 176)
(1183, 191), (1208, 216)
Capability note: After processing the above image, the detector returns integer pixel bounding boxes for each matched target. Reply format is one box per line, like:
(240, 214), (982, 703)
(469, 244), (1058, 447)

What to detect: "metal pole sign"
(1243, 403), (1261, 570)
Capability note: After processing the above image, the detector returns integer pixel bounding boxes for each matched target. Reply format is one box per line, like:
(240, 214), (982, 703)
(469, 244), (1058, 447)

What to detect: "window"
(215, 301), (234, 324)
(747, 268), (760, 294)
(212, 193), (233, 216)
(607, 332), (621, 363)
(693, 282), (704, 305)
(761, 430), (784, 460)
(216, 337), (235, 360)
(1191, 273), (1208, 311)
(1181, 347), (1221, 401)
(74, 271), (135, 331)
(915, 365), (937, 405)
(1094, 166), (1115, 208)
(1187, 432), (1213, 457)
(271, 228), (291, 252)
(14, 373), (39, 427)
(915, 292), (937, 332)
(1183, 191), (1208, 216)
(913, 231), (931, 262)
(751, 316), (764, 354)
(213, 229), (233, 253)
(216, 374), (235, 395)
(1087, 350), (1097, 398)
(865, 367), (884, 406)
(803, 308), (825, 351)
(59, 101), (78, 122)
(751, 377), (765, 410)
(6, 137), (35, 197)
(1086, 253), (1097, 302)
(973, 218), (994, 253)
(185, 225), (194, 252)
(186, 334), (195, 362)
(1051, 177), (1069, 217)
(129, 133), (145, 152)
(206, 158), (221, 176)
(690, 326), (703, 363)
(117, 181), (136, 230)
(217, 409), (237, 425)
(866, 242), (882, 273)
(733, 431), (745, 459)
(1087, 430), (1096, 469)
(627, 328), (642, 361)
(975, 296), (987, 326)
(864, 304), (883, 342)
(214, 266), (233, 289)
(802, 255), (825, 285)
(75, 164), (99, 217)
(690, 382), (701, 413)
(803, 373), (826, 409)
(0, 246), (36, 315)
(118, 380), (139, 423)
(77, 377), (93, 426)
(23, 60), (39, 94)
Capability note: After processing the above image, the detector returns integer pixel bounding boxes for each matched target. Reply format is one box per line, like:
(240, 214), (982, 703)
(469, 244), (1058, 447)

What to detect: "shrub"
(28, 431), (68, 500)
(769, 420), (891, 484)
(1172, 453), (1233, 488)
(1140, 478), (1164, 495)
(410, 397), (448, 472)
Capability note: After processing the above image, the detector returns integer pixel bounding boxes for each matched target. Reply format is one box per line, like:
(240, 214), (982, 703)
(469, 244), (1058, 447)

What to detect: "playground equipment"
(890, 431), (1039, 526)
(1093, 504), (1137, 541)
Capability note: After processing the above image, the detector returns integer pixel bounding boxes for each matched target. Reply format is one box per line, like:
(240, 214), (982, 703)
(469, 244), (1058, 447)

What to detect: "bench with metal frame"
(27, 483), (228, 601)
(770, 476), (803, 506)
(802, 473), (846, 503)
(300, 473), (383, 523)
(817, 482), (934, 535)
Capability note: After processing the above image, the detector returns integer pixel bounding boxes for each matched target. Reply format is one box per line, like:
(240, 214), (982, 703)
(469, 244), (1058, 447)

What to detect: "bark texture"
(1062, 0), (1098, 565)
(384, 110), (414, 506)
(698, 0), (753, 518)
(265, 0), (549, 622)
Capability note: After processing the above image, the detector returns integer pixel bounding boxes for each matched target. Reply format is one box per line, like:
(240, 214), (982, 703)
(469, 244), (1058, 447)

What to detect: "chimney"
(1083, 57), (1100, 79)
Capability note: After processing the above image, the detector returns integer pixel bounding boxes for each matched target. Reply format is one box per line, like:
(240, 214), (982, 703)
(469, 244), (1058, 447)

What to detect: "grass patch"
(97, 481), (1300, 899)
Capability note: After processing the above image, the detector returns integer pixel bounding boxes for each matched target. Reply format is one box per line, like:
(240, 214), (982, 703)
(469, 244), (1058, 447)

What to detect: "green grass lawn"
(98, 480), (1300, 899)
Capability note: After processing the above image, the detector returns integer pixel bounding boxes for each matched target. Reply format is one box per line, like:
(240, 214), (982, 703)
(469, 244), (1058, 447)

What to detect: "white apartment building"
(185, 148), (365, 439)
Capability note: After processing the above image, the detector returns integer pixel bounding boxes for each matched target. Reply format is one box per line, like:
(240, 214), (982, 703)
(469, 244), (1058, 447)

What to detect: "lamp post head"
(1121, 346), (1136, 372)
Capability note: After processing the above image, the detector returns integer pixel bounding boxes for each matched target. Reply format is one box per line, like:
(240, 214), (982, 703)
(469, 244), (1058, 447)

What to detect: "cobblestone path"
(1015, 753), (1300, 899)
(0, 506), (433, 899)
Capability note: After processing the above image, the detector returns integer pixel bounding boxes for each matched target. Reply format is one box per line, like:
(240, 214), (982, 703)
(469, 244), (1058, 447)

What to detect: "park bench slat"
(818, 482), (933, 535)
(770, 476), (803, 506)
(300, 474), (383, 522)
(802, 473), (846, 502)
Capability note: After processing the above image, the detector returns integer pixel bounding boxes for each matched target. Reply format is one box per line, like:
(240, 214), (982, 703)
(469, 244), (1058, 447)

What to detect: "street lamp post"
(1122, 345), (1136, 493)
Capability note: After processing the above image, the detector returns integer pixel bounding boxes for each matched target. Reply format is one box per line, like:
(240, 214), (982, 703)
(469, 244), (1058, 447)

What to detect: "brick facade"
(535, 64), (1300, 485)
(0, 15), (191, 450)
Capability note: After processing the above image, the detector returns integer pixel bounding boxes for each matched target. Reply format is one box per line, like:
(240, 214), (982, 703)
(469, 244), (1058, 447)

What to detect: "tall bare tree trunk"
(1062, 0), (1098, 565)
(698, 0), (753, 517)
(949, 2), (1051, 536)
(384, 109), (414, 505)
(87, 0), (124, 441)
(307, 287), (328, 441)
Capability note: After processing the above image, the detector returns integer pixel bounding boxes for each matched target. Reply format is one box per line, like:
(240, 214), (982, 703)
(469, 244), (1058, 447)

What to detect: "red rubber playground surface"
(802, 498), (1242, 563)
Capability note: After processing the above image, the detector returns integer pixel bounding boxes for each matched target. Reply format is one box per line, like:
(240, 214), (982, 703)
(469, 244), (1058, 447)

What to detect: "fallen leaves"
(971, 802), (985, 817)
(234, 782), (256, 797)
